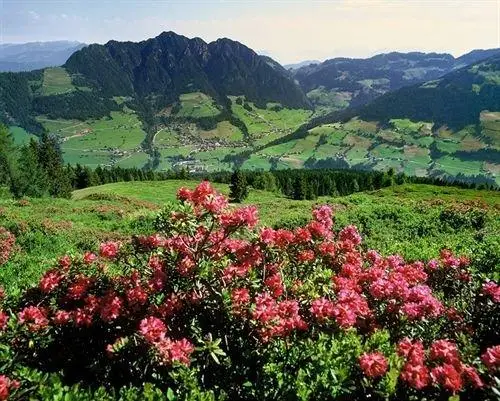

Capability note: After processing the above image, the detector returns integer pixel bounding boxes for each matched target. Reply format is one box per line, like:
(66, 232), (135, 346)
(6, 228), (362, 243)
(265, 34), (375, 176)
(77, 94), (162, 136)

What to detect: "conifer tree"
(229, 170), (248, 203)
(0, 124), (16, 190)
(11, 140), (49, 198)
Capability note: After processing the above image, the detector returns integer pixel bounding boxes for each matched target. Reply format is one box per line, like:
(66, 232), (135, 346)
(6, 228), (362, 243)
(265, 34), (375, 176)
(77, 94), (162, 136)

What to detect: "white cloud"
(28, 11), (40, 21)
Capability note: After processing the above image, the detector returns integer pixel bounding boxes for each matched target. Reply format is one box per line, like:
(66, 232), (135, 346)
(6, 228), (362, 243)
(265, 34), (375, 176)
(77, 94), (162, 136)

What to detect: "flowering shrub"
(0, 181), (499, 400)
(0, 227), (15, 265)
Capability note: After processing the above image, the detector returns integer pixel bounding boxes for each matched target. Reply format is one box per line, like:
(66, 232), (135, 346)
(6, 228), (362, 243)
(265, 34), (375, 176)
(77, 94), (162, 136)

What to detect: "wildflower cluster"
(0, 227), (15, 265)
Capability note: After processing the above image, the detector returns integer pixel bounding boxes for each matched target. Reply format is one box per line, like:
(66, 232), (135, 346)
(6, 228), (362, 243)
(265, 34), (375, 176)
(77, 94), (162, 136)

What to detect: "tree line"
(204, 168), (498, 201)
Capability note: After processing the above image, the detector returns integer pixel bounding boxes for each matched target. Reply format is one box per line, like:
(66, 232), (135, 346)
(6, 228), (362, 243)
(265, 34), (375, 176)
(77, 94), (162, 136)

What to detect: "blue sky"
(1, 0), (499, 63)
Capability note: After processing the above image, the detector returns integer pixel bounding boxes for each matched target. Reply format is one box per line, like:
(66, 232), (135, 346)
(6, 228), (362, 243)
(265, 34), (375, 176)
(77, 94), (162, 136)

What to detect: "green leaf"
(166, 387), (176, 401)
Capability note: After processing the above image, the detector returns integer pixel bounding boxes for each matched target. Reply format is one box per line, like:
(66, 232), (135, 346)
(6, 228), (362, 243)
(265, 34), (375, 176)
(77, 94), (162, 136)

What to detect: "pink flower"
(429, 340), (460, 364)
(359, 352), (388, 378)
(177, 256), (195, 277)
(307, 221), (331, 239)
(73, 308), (93, 327)
(0, 311), (8, 330)
(264, 274), (284, 298)
(99, 241), (120, 259)
(139, 316), (167, 344)
(260, 228), (276, 245)
(310, 297), (335, 321)
(462, 365), (484, 388)
(126, 286), (149, 307)
(53, 310), (71, 325)
(220, 206), (259, 228)
(0, 375), (19, 401)
(155, 337), (195, 366)
(482, 281), (500, 303)
(274, 229), (295, 248)
(252, 293), (278, 323)
(400, 363), (430, 389)
(83, 251), (97, 264)
(338, 225), (362, 245)
(297, 249), (315, 263)
(481, 345), (500, 372)
(99, 294), (123, 322)
(231, 288), (250, 305)
(397, 338), (426, 364)
(177, 187), (192, 201)
(18, 306), (48, 332)
(431, 364), (463, 393)
(58, 255), (71, 268)
(67, 276), (92, 300)
(318, 241), (336, 257)
(39, 269), (64, 293)
(313, 205), (333, 229)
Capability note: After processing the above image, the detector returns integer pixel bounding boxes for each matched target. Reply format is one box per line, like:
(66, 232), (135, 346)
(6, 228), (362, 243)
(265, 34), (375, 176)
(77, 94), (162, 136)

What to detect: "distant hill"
(0, 41), (86, 72)
(284, 60), (321, 70)
(64, 31), (310, 110)
(357, 53), (500, 130)
(293, 49), (500, 114)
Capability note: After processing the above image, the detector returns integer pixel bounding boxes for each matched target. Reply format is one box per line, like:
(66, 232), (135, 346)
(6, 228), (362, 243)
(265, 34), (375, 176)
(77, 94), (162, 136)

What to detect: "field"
(41, 67), (76, 96)
(37, 110), (148, 168)
(175, 92), (222, 118)
(249, 117), (499, 185)
(8, 125), (37, 145)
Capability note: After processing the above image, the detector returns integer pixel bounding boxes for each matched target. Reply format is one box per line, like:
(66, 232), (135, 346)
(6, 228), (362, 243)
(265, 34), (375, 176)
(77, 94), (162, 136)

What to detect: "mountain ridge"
(293, 48), (500, 114)
(64, 31), (311, 110)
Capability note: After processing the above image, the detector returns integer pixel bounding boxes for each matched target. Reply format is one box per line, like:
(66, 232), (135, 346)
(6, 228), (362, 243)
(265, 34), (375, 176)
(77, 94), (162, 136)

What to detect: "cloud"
(28, 11), (40, 21)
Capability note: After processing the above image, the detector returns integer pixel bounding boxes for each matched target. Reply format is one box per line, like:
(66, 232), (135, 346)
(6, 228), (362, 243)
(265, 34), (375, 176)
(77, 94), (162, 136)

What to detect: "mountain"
(284, 60), (321, 70)
(0, 41), (86, 72)
(454, 48), (500, 69)
(293, 50), (500, 114)
(357, 53), (500, 130)
(64, 31), (310, 110)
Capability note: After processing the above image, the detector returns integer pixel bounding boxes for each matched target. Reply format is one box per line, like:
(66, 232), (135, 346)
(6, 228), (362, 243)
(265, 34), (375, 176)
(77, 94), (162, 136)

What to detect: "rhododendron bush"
(0, 181), (499, 400)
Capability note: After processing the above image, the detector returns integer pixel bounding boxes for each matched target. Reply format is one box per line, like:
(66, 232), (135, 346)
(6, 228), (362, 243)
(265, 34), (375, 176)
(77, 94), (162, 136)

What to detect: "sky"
(1, 0), (499, 64)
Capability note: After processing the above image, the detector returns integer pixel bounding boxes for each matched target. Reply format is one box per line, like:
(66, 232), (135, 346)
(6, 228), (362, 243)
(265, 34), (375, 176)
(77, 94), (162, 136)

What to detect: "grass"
(176, 93), (221, 118)
(42, 67), (76, 96)
(199, 121), (244, 141)
(8, 126), (37, 145)
(36, 111), (148, 167)
(1, 181), (498, 297)
(230, 96), (312, 139)
(434, 155), (484, 176)
(268, 117), (498, 181)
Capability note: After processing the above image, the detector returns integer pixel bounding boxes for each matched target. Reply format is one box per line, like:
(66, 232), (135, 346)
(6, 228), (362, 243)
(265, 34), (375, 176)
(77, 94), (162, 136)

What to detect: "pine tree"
(38, 133), (72, 198)
(11, 140), (49, 198)
(229, 170), (248, 203)
(0, 124), (16, 190)
(292, 175), (308, 200)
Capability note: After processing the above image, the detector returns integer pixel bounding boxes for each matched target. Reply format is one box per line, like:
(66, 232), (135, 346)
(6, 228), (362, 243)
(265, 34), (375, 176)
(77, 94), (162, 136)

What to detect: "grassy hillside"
(1, 180), (498, 296)
(248, 116), (499, 185)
